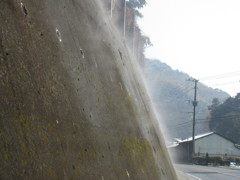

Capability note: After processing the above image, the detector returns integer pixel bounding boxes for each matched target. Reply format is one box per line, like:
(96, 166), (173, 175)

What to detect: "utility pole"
(192, 79), (198, 159)
(187, 78), (198, 159)
(110, 0), (113, 19)
(123, 0), (126, 38)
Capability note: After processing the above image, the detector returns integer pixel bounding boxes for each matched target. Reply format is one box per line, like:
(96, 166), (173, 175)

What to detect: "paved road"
(175, 164), (240, 180)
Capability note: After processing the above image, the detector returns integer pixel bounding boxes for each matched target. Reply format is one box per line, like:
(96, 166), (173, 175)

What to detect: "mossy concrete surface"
(0, 0), (178, 179)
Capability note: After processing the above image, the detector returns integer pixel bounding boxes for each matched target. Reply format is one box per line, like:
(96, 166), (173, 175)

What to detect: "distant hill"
(144, 59), (230, 140)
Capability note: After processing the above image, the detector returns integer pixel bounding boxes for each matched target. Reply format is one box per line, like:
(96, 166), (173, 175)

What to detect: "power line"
(200, 71), (240, 81)
(209, 114), (240, 121)
(207, 80), (240, 87)
(166, 120), (192, 128)
(166, 123), (193, 130)
(167, 114), (240, 129)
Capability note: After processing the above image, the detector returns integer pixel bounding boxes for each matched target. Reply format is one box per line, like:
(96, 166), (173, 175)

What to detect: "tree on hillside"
(209, 93), (240, 143)
(127, 0), (146, 9)
(208, 98), (220, 111)
(104, 0), (149, 67)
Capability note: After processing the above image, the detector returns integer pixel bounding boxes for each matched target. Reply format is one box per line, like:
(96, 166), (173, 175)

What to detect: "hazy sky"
(138, 0), (240, 96)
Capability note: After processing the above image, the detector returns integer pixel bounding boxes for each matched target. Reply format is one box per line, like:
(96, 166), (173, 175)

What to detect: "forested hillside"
(144, 59), (230, 140)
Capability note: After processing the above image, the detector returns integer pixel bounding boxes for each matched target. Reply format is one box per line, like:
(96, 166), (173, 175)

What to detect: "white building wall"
(195, 134), (240, 156)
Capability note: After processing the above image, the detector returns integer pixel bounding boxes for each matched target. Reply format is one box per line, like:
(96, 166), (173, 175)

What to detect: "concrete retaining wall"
(0, 0), (177, 179)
